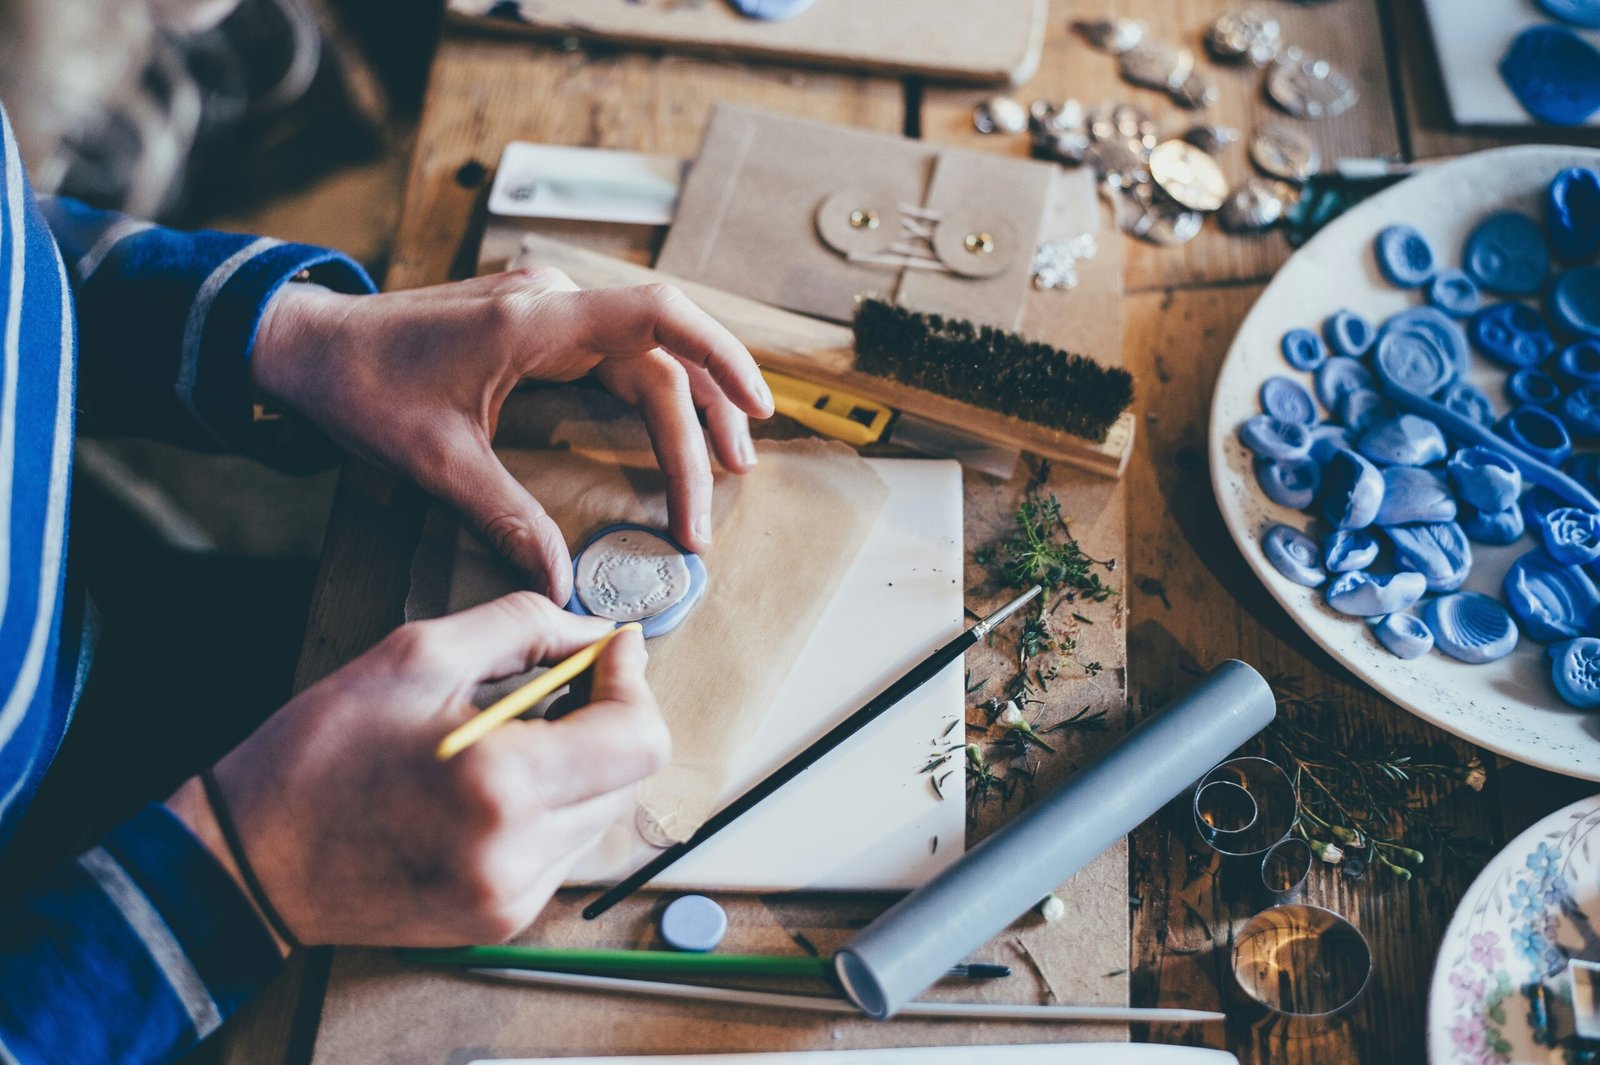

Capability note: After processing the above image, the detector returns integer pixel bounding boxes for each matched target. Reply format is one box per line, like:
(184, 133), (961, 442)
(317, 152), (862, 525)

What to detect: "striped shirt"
(0, 105), (375, 1064)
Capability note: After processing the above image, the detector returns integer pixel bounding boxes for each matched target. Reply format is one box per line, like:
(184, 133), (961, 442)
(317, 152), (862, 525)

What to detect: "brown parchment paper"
(407, 388), (888, 842)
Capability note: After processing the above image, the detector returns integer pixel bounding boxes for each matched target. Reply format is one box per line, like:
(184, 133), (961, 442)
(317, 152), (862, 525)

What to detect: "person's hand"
(166, 592), (669, 947)
(250, 269), (775, 602)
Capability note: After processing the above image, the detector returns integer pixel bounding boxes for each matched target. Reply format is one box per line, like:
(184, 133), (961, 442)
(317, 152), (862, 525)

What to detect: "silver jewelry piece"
(1249, 124), (1320, 181)
(1149, 139), (1230, 212)
(1267, 48), (1359, 119)
(1220, 178), (1296, 233)
(1119, 40), (1194, 92)
(973, 96), (1029, 135)
(1183, 124), (1241, 154)
(1073, 17), (1147, 55)
(1206, 9), (1283, 67)
(1031, 233), (1099, 290)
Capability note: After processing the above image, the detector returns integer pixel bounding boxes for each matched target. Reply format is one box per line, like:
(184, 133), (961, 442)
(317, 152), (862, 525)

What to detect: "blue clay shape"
(1373, 612), (1434, 659)
(1497, 404), (1573, 466)
(1470, 302), (1555, 369)
(1338, 388), (1392, 434)
(1550, 637), (1600, 708)
(1441, 380), (1496, 427)
(1558, 339), (1600, 387)
(1464, 211), (1551, 296)
(1324, 529), (1380, 573)
(730, 0), (818, 19)
(1375, 224), (1437, 287)
(1549, 265), (1600, 338)
(1427, 269), (1482, 318)
(1380, 306), (1471, 379)
(1389, 521), (1473, 593)
(1317, 357), (1376, 413)
(1540, 0), (1600, 29)
(1357, 414), (1447, 467)
(1256, 456), (1321, 510)
(1375, 466), (1457, 526)
(1320, 448), (1385, 530)
(1261, 375), (1317, 426)
(1548, 167), (1600, 260)
(1282, 328), (1329, 372)
(1500, 25), (1600, 126)
(1560, 385), (1600, 438)
(1539, 506), (1600, 565)
(1507, 368), (1561, 408)
(1309, 423), (1353, 463)
(1447, 446), (1522, 511)
(1325, 570), (1427, 617)
(1565, 452), (1600, 497)
(1263, 523), (1326, 587)
(1373, 324), (1458, 399)
(1425, 592), (1520, 663)
(1324, 309), (1375, 359)
(568, 524), (707, 638)
(1461, 502), (1526, 545)
(1239, 414), (1312, 461)
(1504, 550), (1600, 642)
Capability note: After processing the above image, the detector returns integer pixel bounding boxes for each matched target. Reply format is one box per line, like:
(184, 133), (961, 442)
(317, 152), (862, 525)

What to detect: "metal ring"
(1194, 779), (1260, 837)
(1191, 756), (1298, 857)
(1259, 836), (1312, 901)
(1229, 903), (1373, 1033)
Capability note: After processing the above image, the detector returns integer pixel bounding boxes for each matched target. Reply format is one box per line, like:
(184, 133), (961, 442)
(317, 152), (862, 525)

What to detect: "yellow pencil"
(435, 622), (642, 761)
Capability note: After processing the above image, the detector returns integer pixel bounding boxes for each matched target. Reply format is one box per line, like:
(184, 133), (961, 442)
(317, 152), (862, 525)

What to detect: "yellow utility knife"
(762, 370), (893, 447)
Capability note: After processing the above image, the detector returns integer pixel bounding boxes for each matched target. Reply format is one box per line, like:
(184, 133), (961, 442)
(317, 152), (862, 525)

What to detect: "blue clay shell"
(1324, 309), (1375, 358)
(1504, 550), (1600, 642)
(1549, 265), (1600, 338)
(1560, 385), (1600, 438)
(1380, 306), (1471, 379)
(1240, 414), (1312, 461)
(1337, 388), (1393, 433)
(1425, 592), (1520, 663)
(1316, 357), (1376, 413)
(1256, 456), (1321, 510)
(1282, 328), (1329, 372)
(1263, 523), (1326, 587)
(1496, 404), (1574, 466)
(1261, 376), (1317, 426)
(1357, 414), (1447, 467)
(1464, 211), (1551, 296)
(1500, 25), (1600, 126)
(1374, 466), (1457, 526)
(1324, 529), (1380, 573)
(1441, 380), (1497, 427)
(1309, 423), (1354, 463)
(1557, 339), (1600, 387)
(1461, 502), (1526, 545)
(1447, 446), (1522, 511)
(1539, 506), (1600, 565)
(1388, 521), (1473, 593)
(1427, 269), (1482, 318)
(1373, 326), (1458, 398)
(1325, 570), (1427, 617)
(1470, 302), (1555, 369)
(1373, 612), (1434, 659)
(1375, 224), (1437, 287)
(1506, 368), (1561, 408)
(1320, 448), (1385, 530)
(1548, 167), (1600, 261)
(1550, 637), (1600, 708)
(1539, 0), (1600, 29)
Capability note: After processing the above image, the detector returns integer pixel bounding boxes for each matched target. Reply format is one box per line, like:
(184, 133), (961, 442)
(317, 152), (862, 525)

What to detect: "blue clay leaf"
(1324, 528), (1380, 573)
(1374, 466), (1457, 526)
(1504, 550), (1600, 642)
(1373, 612), (1434, 659)
(1388, 521), (1473, 593)
(1319, 447), (1385, 530)
(1500, 25), (1600, 127)
(1424, 592), (1520, 663)
(1463, 211), (1551, 296)
(1357, 414), (1447, 467)
(1325, 570), (1427, 617)
(1448, 446), (1523, 512)
(1263, 523), (1326, 587)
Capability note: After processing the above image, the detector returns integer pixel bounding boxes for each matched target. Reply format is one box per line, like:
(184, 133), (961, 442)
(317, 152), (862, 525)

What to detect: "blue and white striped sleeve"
(38, 197), (377, 472)
(0, 804), (284, 1064)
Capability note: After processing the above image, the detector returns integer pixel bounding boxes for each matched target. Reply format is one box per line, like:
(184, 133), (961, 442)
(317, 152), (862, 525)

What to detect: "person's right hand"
(166, 592), (669, 947)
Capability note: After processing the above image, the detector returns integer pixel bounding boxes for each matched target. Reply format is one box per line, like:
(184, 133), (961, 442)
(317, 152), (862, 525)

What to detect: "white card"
(488, 142), (687, 224)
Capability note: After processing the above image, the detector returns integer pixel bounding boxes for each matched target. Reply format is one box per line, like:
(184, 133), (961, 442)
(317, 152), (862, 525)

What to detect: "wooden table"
(216, 2), (1600, 1062)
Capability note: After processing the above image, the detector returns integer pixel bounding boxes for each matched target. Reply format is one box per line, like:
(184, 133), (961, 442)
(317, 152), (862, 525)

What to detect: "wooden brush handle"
(512, 233), (1134, 478)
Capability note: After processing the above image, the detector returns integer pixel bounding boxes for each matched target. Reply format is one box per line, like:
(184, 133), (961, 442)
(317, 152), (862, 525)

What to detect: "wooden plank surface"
(210, 3), (1600, 1064)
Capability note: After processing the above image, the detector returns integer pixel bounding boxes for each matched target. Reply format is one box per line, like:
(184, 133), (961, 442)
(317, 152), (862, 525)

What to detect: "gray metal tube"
(833, 660), (1276, 1018)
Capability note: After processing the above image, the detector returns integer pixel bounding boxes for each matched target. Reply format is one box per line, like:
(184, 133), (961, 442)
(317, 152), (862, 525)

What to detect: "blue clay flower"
(1539, 506), (1600, 566)
(1552, 636), (1600, 708)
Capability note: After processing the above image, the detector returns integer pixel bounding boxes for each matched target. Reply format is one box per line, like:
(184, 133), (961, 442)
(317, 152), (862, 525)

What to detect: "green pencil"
(398, 945), (829, 980)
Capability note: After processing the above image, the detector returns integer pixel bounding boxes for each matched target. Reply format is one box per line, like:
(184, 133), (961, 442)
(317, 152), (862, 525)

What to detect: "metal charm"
(1183, 123), (1241, 154)
(1119, 40), (1194, 92)
(1149, 139), (1230, 212)
(1116, 183), (1204, 247)
(1086, 139), (1148, 190)
(1220, 177), (1296, 233)
(1086, 102), (1159, 153)
(1249, 124), (1320, 181)
(1267, 49), (1359, 119)
(1073, 17), (1147, 55)
(972, 96), (1028, 135)
(1172, 70), (1220, 110)
(1206, 9), (1283, 67)
(1031, 233), (1098, 290)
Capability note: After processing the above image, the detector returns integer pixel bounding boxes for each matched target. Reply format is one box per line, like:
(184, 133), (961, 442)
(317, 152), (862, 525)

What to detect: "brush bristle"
(851, 299), (1134, 443)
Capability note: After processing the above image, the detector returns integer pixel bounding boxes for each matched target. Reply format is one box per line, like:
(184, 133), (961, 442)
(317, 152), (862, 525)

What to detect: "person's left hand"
(250, 267), (774, 603)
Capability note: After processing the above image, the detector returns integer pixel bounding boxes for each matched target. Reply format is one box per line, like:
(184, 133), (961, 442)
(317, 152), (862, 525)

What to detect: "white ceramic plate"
(1209, 146), (1600, 780)
(1427, 793), (1600, 1063)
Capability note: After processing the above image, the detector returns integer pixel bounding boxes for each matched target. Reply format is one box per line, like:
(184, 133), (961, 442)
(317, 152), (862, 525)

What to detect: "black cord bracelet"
(199, 768), (303, 952)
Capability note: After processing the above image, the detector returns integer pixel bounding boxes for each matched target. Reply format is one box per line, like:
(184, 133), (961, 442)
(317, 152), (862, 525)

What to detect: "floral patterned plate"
(1429, 794), (1600, 1063)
